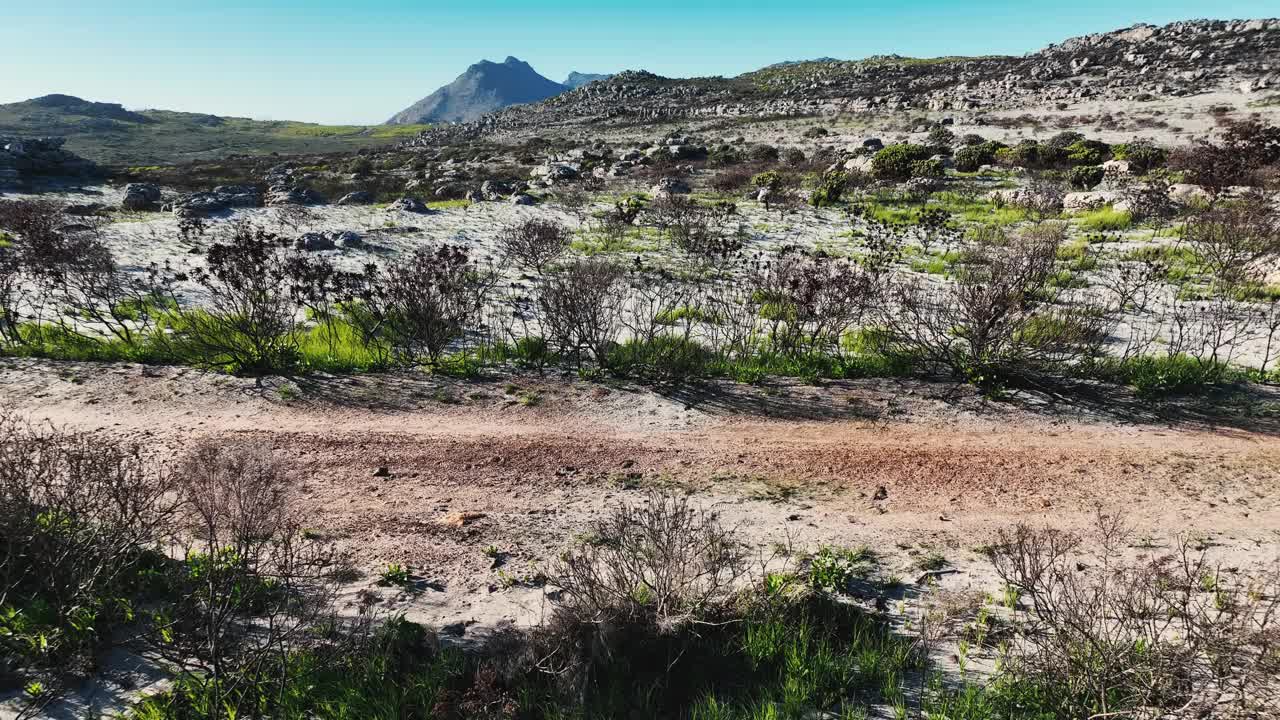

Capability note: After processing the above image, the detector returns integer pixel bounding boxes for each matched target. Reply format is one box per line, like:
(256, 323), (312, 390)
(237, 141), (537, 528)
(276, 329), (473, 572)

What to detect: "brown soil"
(3, 358), (1278, 631)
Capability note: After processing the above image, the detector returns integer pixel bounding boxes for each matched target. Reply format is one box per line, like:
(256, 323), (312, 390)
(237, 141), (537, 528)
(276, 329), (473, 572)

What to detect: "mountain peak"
(562, 71), (612, 89)
(387, 57), (567, 124)
(30, 93), (89, 106)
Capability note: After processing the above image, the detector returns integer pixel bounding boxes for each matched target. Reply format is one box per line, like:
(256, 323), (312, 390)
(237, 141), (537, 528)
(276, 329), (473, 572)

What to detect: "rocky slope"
(387, 57), (569, 125)
(406, 18), (1280, 144)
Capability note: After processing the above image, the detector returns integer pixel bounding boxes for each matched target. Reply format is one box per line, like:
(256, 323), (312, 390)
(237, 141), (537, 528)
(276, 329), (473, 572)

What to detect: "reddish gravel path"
(3, 359), (1278, 628)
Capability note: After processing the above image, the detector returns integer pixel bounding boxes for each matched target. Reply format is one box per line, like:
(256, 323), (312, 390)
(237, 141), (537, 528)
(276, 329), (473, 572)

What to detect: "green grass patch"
(425, 199), (472, 211)
(1074, 206), (1133, 231)
(1122, 245), (1204, 283)
(1089, 354), (1245, 398)
(906, 247), (964, 276)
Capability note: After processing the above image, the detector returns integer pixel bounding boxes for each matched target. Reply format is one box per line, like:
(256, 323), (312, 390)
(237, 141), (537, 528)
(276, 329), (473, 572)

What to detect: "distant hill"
(386, 57), (568, 125)
(562, 72), (612, 89)
(405, 18), (1280, 145)
(0, 95), (430, 166)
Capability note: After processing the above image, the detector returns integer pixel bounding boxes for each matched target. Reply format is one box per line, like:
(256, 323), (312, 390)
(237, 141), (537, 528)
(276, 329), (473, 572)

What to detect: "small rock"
(388, 196), (429, 213)
(336, 190), (374, 205)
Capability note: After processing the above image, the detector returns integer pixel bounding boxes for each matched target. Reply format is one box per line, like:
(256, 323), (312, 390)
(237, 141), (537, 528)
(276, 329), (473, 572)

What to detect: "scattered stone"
(336, 190), (374, 205)
(651, 176), (691, 197)
(295, 232), (336, 251)
(1063, 190), (1120, 211)
(1168, 183), (1212, 205)
(508, 193), (536, 206)
(479, 179), (510, 201)
(441, 511), (486, 527)
(388, 196), (429, 213)
(530, 162), (579, 184)
(64, 202), (106, 216)
(334, 230), (364, 249)
(172, 185), (262, 217)
(373, 466), (391, 477)
(267, 186), (326, 206)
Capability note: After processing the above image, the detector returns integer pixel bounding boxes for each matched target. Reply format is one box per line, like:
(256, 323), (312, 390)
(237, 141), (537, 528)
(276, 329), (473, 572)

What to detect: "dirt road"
(3, 358), (1278, 630)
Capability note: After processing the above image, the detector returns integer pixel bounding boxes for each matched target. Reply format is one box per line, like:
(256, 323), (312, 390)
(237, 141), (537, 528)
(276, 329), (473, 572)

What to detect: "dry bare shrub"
(1170, 120), (1280, 192)
(497, 218), (571, 273)
(749, 246), (878, 359)
(169, 224), (306, 373)
(0, 413), (177, 696)
(883, 225), (1110, 383)
(536, 258), (626, 367)
(552, 492), (744, 628)
(989, 516), (1280, 718)
(347, 244), (496, 367)
(537, 493), (746, 700)
(1183, 197), (1280, 289)
(647, 195), (744, 264)
(154, 441), (344, 719)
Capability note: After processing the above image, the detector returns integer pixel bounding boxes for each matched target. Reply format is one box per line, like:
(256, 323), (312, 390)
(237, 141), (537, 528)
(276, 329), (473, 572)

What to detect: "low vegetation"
(3, 169), (1279, 397)
(2, 422), (1275, 719)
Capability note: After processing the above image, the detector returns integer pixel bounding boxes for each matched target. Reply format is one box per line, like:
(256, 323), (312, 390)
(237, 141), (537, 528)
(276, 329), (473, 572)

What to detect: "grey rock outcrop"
(388, 197), (429, 213)
(121, 183), (162, 211)
(294, 230), (364, 251)
(0, 136), (98, 187)
(171, 185), (262, 217)
(295, 232), (336, 251)
(651, 177), (692, 197)
(266, 186), (326, 206)
(480, 180), (511, 201)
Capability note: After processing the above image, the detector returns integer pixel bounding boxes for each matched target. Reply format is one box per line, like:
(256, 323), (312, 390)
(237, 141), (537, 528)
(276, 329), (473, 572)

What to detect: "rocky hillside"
(406, 18), (1280, 144)
(0, 95), (430, 166)
(387, 57), (570, 125)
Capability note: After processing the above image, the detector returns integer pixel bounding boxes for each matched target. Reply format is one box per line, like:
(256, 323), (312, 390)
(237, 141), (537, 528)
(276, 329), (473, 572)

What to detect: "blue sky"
(2, 1), (1275, 124)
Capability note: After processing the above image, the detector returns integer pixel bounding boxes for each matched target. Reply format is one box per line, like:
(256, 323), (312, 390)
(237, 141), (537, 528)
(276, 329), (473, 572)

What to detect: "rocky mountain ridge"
(387, 57), (569, 125)
(405, 18), (1280, 145)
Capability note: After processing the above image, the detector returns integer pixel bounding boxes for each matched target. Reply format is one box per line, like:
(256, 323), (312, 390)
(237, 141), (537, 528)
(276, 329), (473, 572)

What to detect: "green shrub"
(1064, 139), (1111, 166)
(910, 158), (944, 179)
(995, 140), (1042, 168)
(1112, 141), (1168, 173)
(751, 171), (782, 191)
(1068, 165), (1105, 190)
(952, 142), (1003, 172)
(809, 169), (848, 207)
(871, 144), (932, 180)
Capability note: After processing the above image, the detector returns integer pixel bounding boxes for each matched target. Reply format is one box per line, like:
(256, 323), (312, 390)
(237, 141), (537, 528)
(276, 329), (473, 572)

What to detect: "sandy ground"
(3, 357), (1278, 618)
(2, 356), (1279, 717)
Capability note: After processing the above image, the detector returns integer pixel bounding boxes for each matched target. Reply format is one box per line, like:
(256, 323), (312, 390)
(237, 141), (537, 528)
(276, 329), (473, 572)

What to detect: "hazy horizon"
(4, 0), (1277, 125)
